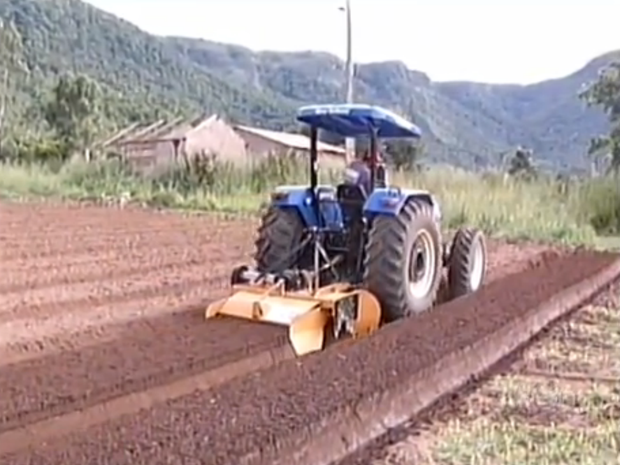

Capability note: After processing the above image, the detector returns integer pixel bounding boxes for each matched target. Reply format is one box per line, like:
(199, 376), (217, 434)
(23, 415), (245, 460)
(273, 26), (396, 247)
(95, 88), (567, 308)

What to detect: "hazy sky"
(85, 0), (619, 84)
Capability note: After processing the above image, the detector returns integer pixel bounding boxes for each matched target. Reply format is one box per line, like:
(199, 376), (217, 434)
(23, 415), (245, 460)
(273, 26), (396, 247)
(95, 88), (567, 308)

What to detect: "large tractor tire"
(363, 198), (443, 322)
(254, 207), (305, 272)
(447, 227), (487, 299)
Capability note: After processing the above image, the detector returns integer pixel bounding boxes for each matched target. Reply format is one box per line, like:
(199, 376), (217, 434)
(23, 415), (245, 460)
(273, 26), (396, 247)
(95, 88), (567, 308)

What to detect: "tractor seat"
(337, 183), (366, 224)
(337, 183), (366, 203)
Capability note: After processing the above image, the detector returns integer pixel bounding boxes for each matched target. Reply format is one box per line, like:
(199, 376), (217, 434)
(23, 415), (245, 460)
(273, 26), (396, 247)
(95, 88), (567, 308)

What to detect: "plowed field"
(0, 201), (591, 463)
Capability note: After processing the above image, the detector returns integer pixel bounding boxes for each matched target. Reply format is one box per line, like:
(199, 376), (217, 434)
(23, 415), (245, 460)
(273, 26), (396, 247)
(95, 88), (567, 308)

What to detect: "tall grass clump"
(141, 154), (341, 212)
(2, 154), (618, 245)
(0, 161), (65, 199)
(394, 168), (596, 245)
(568, 177), (620, 235)
(0, 154), (343, 213)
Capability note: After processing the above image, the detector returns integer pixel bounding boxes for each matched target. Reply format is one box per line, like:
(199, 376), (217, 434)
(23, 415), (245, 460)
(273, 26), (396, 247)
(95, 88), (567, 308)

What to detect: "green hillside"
(171, 37), (615, 171)
(0, 0), (295, 129)
(0, 0), (615, 171)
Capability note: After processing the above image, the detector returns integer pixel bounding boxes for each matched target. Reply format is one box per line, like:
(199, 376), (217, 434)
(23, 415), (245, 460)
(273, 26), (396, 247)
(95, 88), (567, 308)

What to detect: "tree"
(384, 139), (425, 171)
(43, 74), (103, 156)
(0, 18), (25, 150)
(580, 62), (620, 175)
(507, 147), (537, 180)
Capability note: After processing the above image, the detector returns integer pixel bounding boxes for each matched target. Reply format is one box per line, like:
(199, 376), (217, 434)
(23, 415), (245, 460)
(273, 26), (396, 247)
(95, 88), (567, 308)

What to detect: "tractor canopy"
(296, 104), (422, 139)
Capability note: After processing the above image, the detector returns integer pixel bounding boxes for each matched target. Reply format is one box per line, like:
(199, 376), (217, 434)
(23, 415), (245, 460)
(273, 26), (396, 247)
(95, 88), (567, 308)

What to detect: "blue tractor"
(206, 104), (487, 355)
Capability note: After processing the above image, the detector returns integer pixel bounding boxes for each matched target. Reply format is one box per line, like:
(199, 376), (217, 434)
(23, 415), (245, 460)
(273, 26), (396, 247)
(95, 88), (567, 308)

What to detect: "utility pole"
(342, 0), (355, 162)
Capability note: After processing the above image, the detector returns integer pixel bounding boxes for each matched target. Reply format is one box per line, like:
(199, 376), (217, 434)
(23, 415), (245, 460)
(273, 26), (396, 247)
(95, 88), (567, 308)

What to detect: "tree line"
(580, 63), (620, 174)
(1, 15), (620, 175)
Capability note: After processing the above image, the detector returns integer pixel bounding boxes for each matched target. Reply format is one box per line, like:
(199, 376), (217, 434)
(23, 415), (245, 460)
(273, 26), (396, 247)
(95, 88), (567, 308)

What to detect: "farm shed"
(96, 116), (346, 171)
(233, 125), (346, 168)
(96, 115), (247, 170)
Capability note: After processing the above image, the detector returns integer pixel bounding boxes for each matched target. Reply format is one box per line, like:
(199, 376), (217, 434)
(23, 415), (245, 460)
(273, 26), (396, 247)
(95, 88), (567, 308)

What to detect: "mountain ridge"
(0, 0), (616, 171)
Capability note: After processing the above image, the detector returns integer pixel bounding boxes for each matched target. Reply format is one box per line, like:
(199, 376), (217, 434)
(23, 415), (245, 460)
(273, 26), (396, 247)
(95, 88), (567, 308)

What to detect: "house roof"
(234, 125), (345, 155)
(95, 117), (346, 157)
(96, 114), (216, 148)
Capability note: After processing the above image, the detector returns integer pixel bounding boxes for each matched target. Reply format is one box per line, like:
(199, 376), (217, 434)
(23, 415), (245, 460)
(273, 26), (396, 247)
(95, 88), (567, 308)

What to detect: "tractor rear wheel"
(363, 198), (442, 322)
(254, 207), (305, 272)
(447, 227), (487, 299)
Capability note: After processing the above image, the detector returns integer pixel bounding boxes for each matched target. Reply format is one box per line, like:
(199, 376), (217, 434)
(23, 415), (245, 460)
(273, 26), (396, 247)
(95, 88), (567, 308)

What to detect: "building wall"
(110, 118), (345, 172)
(235, 128), (346, 169)
(234, 129), (290, 166)
(318, 152), (346, 170)
(117, 140), (178, 172)
(184, 117), (248, 164)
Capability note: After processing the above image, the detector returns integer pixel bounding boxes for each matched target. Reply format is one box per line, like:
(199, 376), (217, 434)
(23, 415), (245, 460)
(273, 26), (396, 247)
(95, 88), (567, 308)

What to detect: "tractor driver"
(343, 147), (388, 196)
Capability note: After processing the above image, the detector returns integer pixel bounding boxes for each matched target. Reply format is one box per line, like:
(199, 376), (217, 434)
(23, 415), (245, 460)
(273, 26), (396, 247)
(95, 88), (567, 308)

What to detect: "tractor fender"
(270, 185), (343, 229)
(363, 188), (442, 223)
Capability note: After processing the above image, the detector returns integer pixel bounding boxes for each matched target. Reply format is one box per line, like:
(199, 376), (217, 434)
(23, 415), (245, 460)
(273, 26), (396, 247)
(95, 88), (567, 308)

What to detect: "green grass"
(435, 419), (619, 465)
(2, 158), (619, 246)
(427, 301), (620, 465)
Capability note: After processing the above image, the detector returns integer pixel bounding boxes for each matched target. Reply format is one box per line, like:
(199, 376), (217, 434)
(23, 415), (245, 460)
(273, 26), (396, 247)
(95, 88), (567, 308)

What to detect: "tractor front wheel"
(447, 227), (487, 299)
(364, 198), (442, 322)
(254, 207), (305, 272)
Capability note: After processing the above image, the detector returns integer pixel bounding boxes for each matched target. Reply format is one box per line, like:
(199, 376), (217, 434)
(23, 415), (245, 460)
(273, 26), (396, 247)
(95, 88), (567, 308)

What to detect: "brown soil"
(1, 202), (284, 435)
(3, 245), (615, 464)
(0, 200), (577, 463)
(0, 310), (284, 434)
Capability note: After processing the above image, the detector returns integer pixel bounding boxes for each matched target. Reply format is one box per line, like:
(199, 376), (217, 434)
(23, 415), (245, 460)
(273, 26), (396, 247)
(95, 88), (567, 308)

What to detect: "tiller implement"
(206, 104), (488, 356)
